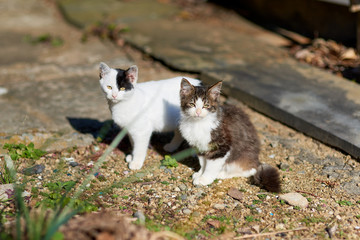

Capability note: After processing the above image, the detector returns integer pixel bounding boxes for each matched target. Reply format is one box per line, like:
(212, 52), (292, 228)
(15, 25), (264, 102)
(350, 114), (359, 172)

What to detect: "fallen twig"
(137, 181), (157, 186)
(315, 179), (339, 188)
(234, 227), (308, 239)
(295, 190), (319, 198)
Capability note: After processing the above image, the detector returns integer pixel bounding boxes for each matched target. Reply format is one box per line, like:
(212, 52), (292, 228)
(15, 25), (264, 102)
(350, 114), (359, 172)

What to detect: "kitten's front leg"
(128, 131), (152, 170)
(163, 129), (184, 152)
(125, 135), (134, 163)
(192, 156), (205, 180)
(193, 154), (228, 186)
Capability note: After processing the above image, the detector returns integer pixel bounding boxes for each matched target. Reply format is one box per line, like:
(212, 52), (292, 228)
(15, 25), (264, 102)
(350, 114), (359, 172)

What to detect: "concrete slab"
(58, 0), (180, 28)
(0, 0), (134, 151)
(201, 62), (360, 159)
(0, 75), (110, 134)
(122, 20), (286, 72)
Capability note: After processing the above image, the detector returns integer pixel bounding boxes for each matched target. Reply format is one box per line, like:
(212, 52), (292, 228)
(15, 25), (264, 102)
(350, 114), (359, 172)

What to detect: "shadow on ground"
(67, 117), (200, 170)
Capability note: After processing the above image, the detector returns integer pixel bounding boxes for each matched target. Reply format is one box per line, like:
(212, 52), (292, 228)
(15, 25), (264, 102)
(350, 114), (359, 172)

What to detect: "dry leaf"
(227, 187), (244, 201)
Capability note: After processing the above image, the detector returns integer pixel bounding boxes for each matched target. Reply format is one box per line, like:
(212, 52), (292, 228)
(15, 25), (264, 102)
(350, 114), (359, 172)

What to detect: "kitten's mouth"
(109, 98), (121, 103)
(192, 114), (204, 119)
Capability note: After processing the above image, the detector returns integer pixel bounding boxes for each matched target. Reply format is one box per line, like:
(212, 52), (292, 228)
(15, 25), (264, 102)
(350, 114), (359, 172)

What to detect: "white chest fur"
(179, 113), (219, 152)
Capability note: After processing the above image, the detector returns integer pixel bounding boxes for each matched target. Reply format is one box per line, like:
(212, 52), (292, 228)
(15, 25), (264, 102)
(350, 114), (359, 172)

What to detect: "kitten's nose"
(196, 108), (202, 116)
(112, 94), (117, 99)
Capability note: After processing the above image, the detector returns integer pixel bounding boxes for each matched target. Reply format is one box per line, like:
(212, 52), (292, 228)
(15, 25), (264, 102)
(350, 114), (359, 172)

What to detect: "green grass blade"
(43, 207), (77, 240)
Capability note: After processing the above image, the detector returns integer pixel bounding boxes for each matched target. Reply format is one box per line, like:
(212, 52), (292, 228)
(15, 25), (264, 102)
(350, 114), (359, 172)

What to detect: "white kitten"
(99, 62), (201, 170)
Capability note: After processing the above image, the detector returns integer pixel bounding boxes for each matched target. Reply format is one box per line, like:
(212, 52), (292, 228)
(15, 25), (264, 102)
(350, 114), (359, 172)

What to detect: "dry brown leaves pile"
(291, 38), (360, 81)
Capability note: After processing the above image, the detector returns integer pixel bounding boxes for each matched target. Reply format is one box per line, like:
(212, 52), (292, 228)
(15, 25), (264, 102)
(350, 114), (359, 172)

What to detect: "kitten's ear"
(208, 81), (222, 100)
(180, 78), (194, 96)
(99, 62), (111, 78)
(125, 65), (138, 84)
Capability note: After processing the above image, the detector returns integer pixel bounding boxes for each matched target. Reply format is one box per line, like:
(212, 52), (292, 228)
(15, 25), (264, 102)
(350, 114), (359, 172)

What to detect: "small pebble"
(69, 161), (79, 167)
(213, 204), (226, 210)
(279, 162), (290, 170)
(279, 192), (308, 208)
(252, 225), (260, 233)
(269, 154), (275, 159)
(0, 87), (8, 96)
(192, 211), (200, 217)
(194, 190), (204, 198)
(178, 183), (187, 191)
(22, 164), (45, 176)
(133, 211), (146, 224)
(288, 156), (295, 161)
(174, 187), (181, 192)
(182, 208), (192, 215)
(164, 169), (172, 174)
(275, 223), (285, 230)
(270, 141), (278, 148)
(180, 194), (187, 201)
(0, 184), (14, 201)
(22, 191), (30, 198)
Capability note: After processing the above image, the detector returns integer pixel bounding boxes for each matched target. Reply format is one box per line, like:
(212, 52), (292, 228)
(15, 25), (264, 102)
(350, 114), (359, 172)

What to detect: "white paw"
(163, 143), (178, 153)
(129, 161), (143, 170)
(125, 155), (133, 163)
(193, 176), (214, 186)
(192, 171), (202, 180)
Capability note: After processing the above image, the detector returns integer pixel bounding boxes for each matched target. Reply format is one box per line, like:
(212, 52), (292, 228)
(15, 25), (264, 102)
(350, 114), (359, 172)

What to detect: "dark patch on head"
(115, 69), (134, 91)
(180, 84), (219, 113)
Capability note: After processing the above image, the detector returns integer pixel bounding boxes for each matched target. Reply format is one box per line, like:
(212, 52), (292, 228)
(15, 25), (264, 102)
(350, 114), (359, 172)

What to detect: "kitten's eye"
(203, 104), (210, 108)
(188, 103), (195, 107)
(120, 87), (125, 91)
(107, 85), (112, 90)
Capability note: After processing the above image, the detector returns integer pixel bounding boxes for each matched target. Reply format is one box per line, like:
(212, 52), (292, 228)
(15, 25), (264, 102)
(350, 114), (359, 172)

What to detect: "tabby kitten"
(179, 78), (281, 192)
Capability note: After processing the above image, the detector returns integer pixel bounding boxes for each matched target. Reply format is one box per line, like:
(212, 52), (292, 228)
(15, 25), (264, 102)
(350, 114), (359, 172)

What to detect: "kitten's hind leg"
(163, 129), (183, 152)
(128, 131), (152, 170)
(217, 162), (257, 179)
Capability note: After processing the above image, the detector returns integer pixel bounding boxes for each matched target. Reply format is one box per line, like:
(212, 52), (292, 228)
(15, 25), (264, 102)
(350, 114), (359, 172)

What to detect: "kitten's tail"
(253, 164), (281, 193)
